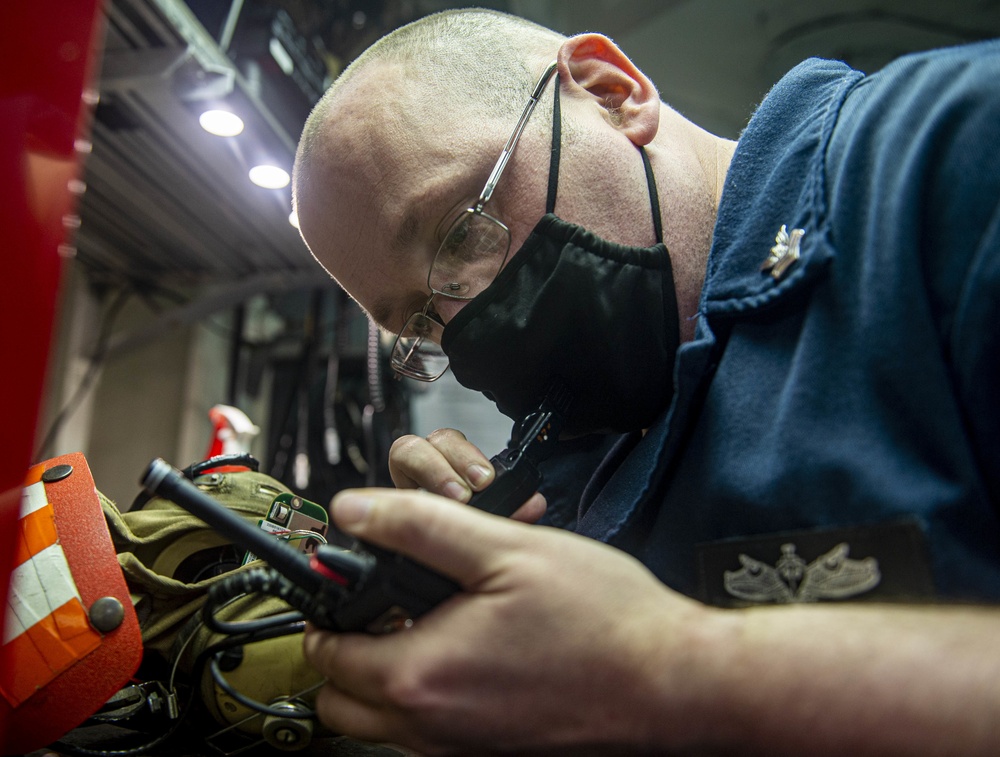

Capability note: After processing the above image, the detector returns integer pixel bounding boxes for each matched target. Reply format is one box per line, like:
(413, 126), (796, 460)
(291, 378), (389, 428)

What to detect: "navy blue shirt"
(575, 41), (1000, 605)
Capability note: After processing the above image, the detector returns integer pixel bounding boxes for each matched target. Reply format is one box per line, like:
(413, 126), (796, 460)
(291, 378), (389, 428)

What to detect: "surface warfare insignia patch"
(697, 521), (934, 607)
(723, 542), (880, 604)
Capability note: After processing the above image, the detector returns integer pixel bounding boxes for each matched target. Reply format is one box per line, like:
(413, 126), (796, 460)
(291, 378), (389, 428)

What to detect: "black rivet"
(42, 464), (74, 483)
(89, 596), (125, 632)
(194, 473), (224, 488)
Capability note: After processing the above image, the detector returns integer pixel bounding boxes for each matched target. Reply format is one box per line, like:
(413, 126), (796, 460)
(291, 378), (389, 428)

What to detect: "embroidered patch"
(696, 520), (935, 607)
(723, 542), (879, 603)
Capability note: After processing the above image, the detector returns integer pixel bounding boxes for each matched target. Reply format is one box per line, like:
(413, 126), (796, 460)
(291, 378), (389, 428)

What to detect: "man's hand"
(303, 488), (1000, 756)
(302, 488), (709, 755)
(388, 429), (546, 523)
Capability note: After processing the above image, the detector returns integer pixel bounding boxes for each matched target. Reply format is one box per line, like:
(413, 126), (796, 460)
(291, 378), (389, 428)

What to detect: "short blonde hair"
(294, 8), (564, 202)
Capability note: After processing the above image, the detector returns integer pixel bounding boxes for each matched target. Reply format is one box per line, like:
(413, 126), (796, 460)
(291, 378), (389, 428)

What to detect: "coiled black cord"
(201, 565), (339, 633)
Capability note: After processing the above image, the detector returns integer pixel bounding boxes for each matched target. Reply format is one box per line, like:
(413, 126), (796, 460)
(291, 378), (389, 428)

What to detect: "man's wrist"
(620, 593), (745, 752)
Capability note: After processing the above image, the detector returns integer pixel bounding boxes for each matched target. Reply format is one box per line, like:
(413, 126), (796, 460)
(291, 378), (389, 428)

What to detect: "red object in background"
(203, 404), (261, 472)
(0, 0), (106, 748)
(206, 404), (261, 459)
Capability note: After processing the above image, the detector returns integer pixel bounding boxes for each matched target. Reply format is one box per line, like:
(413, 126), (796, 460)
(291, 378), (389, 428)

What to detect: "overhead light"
(199, 109), (244, 137)
(288, 209), (300, 229)
(249, 164), (290, 189)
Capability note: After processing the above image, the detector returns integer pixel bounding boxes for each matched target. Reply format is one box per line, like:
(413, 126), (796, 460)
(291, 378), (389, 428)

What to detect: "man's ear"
(556, 33), (660, 145)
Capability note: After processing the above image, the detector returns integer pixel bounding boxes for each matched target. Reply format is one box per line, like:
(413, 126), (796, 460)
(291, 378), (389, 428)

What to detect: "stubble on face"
(297, 68), (441, 330)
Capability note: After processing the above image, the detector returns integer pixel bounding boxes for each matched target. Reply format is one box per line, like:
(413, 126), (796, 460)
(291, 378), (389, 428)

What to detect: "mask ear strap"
(545, 73), (561, 214)
(640, 146), (663, 244)
(546, 76), (660, 243)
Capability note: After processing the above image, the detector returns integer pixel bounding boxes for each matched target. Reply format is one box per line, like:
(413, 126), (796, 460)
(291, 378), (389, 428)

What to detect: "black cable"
(53, 601), (308, 756)
(130, 453), (261, 511)
(197, 616), (315, 721)
(200, 566), (337, 634)
(362, 403), (377, 488)
(323, 288), (350, 466)
(51, 677), (196, 757)
(226, 301), (245, 405)
(207, 654), (317, 720)
(203, 602), (306, 637)
(363, 317), (384, 487)
(203, 618), (308, 652)
(182, 453), (261, 479)
(366, 317), (386, 414)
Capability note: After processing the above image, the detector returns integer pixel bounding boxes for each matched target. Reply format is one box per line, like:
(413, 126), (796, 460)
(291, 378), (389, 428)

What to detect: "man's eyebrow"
(369, 297), (395, 332)
(391, 209), (421, 256)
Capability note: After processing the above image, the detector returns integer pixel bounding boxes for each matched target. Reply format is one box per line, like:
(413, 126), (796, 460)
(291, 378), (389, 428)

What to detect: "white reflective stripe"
(20, 480), (48, 518)
(3, 542), (82, 644)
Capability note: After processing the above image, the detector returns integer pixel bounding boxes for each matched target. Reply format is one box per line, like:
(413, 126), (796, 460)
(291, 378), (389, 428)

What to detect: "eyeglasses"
(390, 61), (559, 381)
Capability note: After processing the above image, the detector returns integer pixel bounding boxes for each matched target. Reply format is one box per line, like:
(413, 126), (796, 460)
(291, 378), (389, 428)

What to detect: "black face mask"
(440, 76), (680, 436)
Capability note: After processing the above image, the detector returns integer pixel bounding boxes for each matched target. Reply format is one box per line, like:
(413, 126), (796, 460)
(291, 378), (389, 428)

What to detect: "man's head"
(294, 9), (734, 432)
(292, 9), (676, 335)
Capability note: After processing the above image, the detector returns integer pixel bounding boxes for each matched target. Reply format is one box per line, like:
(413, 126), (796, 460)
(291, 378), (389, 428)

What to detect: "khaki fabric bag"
(101, 469), (290, 657)
(100, 469), (325, 741)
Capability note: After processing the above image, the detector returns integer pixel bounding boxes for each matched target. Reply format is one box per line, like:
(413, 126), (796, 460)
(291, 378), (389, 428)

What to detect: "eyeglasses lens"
(428, 210), (510, 300)
(391, 313), (447, 380)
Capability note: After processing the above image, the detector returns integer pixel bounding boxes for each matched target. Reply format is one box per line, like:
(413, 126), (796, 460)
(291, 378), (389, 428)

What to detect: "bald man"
(292, 9), (1000, 755)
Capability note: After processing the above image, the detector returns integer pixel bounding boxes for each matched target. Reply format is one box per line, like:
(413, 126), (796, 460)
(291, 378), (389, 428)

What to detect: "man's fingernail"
(443, 480), (469, 501)
(467, 464), (492, 488)
(334, 493), (373, 526)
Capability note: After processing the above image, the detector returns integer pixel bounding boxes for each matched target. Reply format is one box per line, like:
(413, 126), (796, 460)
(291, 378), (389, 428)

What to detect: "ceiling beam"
(102, 270), (339, 360)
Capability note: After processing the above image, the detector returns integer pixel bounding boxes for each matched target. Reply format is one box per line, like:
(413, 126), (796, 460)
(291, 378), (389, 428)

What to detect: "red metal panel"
(2, 454), (143, 754)
(0, 0), (106, 749)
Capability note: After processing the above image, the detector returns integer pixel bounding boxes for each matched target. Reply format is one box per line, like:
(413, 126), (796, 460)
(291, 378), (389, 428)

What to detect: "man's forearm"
(662, 602), (1000, 755)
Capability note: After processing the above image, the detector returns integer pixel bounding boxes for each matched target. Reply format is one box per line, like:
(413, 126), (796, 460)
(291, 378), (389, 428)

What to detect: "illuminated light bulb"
(199, 109), (244, 137)
(288, 210), (300, 229)
(249, 165), (290, 189)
